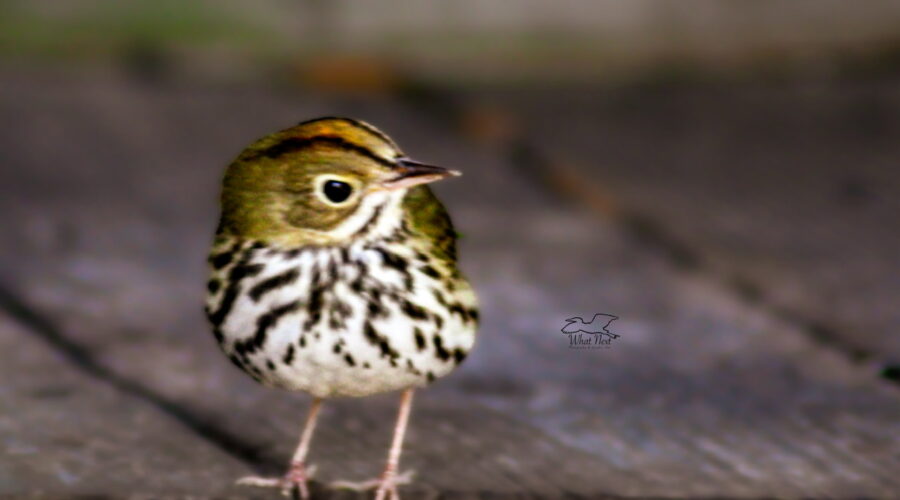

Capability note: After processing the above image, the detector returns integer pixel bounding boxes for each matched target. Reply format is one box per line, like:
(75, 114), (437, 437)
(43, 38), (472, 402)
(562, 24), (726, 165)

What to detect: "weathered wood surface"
(0, 313), (252, 497)
(494, 82), (900, 364)
(0, 69), (899, 498)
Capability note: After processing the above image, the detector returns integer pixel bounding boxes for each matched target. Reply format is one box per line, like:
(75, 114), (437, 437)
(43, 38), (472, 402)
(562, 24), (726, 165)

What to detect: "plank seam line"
(514, 140), (896, 383)
(394, 84), (896, 387)
(0, 282), (272, 470)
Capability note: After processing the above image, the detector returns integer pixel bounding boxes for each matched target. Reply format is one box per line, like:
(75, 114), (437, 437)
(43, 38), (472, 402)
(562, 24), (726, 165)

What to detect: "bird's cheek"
(286, 199), (353, 231)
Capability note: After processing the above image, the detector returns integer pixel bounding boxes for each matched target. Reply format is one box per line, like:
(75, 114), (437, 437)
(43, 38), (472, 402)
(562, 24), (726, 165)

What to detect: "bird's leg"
(331, 388), (416, 500)
(375, 388), (415, 500)
(237, 397), (323, 499)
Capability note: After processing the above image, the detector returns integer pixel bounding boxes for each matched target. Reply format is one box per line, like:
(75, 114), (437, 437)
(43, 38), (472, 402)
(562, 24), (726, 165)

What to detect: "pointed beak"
(380, 158), (461, 191)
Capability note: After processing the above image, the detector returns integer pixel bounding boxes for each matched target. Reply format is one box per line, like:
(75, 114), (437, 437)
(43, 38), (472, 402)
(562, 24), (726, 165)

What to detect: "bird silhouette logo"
(561, 313), (620, 338)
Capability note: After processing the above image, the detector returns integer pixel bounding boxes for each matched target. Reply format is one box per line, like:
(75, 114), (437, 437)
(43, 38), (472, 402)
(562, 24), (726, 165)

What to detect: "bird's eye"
(322, 179), (353, 204)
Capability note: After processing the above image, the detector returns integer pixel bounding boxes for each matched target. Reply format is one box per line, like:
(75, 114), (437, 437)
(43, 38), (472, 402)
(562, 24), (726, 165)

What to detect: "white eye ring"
(313, 175), (360, 207)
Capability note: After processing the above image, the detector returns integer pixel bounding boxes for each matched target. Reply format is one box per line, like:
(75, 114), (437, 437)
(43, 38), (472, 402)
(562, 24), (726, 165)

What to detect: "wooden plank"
(496, 82), (900, 364)
(1, 69), (899, 497)
(0, 313), (252, 497)
(0, 70), (627, 498)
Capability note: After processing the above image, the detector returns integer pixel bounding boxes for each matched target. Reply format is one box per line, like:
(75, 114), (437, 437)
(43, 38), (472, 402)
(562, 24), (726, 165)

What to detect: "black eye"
(322, 180), (353, 203)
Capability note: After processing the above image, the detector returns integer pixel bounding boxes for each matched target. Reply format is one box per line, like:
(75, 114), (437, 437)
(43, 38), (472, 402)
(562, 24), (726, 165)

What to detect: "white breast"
(208, 240), (477, 398)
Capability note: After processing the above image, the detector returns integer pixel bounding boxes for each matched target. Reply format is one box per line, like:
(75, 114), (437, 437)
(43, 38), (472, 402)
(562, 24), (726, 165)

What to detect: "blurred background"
(1, 1), (899, 497)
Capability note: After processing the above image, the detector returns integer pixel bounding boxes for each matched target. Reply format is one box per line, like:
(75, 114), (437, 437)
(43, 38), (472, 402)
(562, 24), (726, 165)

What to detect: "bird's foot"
(331, 469), (414, 500)
(237, 461), (317, 499)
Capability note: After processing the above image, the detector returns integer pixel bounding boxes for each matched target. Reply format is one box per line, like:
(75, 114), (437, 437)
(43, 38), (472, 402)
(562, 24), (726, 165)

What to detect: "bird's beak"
(379, 158), (461, 191)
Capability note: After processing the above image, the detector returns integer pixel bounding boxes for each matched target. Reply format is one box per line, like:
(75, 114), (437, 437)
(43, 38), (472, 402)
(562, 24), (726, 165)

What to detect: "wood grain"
(0, 69), (898, 497)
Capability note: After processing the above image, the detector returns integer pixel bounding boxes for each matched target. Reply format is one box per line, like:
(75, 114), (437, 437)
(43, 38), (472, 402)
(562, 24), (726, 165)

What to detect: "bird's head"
(218, 117), (459, 246)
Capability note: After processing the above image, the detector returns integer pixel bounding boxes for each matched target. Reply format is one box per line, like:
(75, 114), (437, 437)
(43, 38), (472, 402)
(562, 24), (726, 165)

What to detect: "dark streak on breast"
(248, 268), (300, 302)
(235, 300), (300, 356)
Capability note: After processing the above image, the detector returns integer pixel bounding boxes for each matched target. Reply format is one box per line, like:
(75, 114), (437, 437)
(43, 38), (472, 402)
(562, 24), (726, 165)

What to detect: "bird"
(204, 117), (479, 499)
(561, 314), (619, 338)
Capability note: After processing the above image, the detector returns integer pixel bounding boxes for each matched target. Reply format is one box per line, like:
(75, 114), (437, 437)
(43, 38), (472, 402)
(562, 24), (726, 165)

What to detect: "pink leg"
(237, 397), (323, 499)
(332, 388), (416, 500)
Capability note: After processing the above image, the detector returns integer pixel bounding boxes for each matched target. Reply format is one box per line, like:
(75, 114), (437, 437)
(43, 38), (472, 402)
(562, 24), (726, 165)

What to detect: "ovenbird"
(204, 117), (479, 499)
